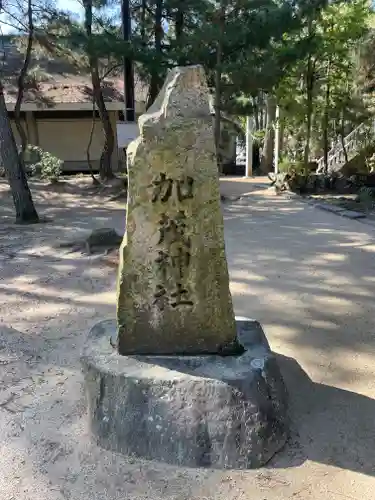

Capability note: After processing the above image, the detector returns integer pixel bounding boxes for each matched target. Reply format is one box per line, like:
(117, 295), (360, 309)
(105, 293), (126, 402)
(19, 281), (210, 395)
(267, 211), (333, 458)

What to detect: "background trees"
(275, 0), (371, 171)
(0, 0), (374, 222)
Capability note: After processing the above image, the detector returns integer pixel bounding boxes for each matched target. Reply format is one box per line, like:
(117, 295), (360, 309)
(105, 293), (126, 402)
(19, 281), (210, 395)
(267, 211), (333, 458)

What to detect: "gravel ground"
(0, 177), (374, 499)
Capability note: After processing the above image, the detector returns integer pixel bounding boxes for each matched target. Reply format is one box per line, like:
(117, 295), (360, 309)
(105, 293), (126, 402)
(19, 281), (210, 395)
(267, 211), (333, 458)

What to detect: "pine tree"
(0, 81), (39, 224)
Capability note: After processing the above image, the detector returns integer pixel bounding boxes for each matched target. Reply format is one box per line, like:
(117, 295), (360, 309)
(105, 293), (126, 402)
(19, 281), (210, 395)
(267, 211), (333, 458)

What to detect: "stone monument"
(82, 65), (288, 469)
(116, 65), (242, 356)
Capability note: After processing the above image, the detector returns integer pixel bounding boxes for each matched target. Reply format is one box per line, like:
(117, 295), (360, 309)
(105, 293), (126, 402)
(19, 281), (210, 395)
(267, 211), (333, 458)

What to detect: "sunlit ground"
(0, 177), (375, 499)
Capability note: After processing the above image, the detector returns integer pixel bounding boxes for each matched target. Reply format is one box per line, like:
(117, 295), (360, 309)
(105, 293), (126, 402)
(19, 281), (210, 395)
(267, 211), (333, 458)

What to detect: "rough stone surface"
(117, 65), (238, 355)
(81, 318), (288, 469)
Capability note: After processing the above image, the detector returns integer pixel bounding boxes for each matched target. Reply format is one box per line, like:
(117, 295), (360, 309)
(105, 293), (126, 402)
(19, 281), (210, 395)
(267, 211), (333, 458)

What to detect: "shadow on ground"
(221, 186), (375, 478)
(224, 189), (375, 357)
(0, 178), (126, 229)
(1, 321), (375, 480)
(271, 354), (375, 477)
(1, 178), (375, 498)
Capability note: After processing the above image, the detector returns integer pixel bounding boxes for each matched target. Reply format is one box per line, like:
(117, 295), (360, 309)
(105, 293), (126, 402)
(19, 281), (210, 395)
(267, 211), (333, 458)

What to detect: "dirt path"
(0, 178), (374, 499)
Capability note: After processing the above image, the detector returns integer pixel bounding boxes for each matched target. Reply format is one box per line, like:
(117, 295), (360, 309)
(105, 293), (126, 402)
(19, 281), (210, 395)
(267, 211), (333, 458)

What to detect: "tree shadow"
(223, 190), (375, 357)
(2, 319), (375, 479)
(5, 82), (56, 107)
(81, 81), (124, 102)
(1, 179), (375, 485)
(270, 353), (375, 477)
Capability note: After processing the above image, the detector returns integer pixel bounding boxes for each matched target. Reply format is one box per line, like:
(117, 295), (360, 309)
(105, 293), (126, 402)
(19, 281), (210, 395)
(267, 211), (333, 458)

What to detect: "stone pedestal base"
(81, 318), (288, 469)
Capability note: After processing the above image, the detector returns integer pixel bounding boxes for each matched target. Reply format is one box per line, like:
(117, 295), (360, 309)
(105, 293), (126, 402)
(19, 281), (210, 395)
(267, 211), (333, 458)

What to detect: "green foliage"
(253, 130), (265, 148)
(357, 185), (375, 210)
(279, 157), (305, 174)
(31, 0), (328, 111)
(27, 145), (63, 183)
(269, 170), (309, 193)
(278, 158), (305, 175)
(3, 0), (374, 174)
(277, 158), (291, 173)
(276, 0), (372, 165)
(365, 151), (375, 172)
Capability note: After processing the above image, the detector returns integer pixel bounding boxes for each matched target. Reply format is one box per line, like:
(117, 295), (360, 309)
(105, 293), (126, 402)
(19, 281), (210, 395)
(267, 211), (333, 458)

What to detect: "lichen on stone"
(116, 65), (239, 356)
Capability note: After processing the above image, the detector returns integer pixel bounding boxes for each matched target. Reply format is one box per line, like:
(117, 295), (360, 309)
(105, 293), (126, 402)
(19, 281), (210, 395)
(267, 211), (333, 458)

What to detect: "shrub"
(357, 186), (375, 210)
(278, 157), (305, 175)
(365, 152), (375, 173)
(253, 129), (265, 149)
(27, 145), (63, 183)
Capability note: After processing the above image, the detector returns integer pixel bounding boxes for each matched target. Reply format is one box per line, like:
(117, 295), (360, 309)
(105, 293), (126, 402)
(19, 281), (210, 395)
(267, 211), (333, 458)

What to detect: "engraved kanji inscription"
(155, 250), (169, 282)
(156, 212), (191, 281)
(151, 174), (194, 203)
(157, 211), (187, 245)
(170, 283), (194, 308)
(151, 173), (173, 203)
(177, 176), (194, 202)
(153, 211), (193, 309)
(151, 174), (195, 309)
(170, 240), (191, 281)
(153, 284), (169, 310)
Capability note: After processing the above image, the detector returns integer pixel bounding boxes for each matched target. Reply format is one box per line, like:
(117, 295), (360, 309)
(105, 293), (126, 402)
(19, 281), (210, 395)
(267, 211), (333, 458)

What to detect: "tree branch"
(100, 63), (122, 81)
(0, 9), (28, 31)
(14, 0), (34, 159)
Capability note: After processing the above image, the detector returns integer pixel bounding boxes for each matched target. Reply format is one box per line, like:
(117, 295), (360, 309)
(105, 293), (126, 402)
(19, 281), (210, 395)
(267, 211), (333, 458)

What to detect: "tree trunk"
(86, 98), (100, 185)
(175, 8), (183, 39)
(141, 0), (147, 44)
(303, 54), (314, 171)
(254, 100), (260, 130)
(303, 16), (315, 172)
(278, 107), (284, 156)
(322, 61), (330, 174)
(83, 0), (114, 180)
(14, 0), (33, 161)
(339, 112), (349, 164)
(175, 4), (184, 65)
(94, 71), (115, 180)
(0, 82), (39, 223)
(214, 1), (225, 174)
(259, 94), (276, 173)
(259, 93), (266, 129)
(147, 0), (163, 108)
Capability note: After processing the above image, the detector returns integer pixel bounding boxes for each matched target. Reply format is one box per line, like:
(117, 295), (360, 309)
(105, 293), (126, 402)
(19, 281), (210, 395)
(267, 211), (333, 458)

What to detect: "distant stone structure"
(82, 65), (288, 469)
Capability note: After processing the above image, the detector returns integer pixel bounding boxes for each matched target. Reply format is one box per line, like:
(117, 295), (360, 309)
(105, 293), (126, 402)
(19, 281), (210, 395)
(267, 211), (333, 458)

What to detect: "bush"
(354, 186), (375, 212)
(269, 171), (307, 193)
(278, 158), (305, 175)
(26, 145), (62, 183)
(365, 152), (375, 173)
(253, 129), (265, 149)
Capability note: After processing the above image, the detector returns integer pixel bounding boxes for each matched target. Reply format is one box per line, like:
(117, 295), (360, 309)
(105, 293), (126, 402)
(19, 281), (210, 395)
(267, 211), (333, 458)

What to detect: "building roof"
(0, 36), (148, 109)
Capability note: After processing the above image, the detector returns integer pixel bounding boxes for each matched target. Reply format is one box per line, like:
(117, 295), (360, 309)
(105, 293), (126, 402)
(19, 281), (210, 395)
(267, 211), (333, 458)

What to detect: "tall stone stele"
(82, 65), (288, 470)
(116, 65), (241, 355)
